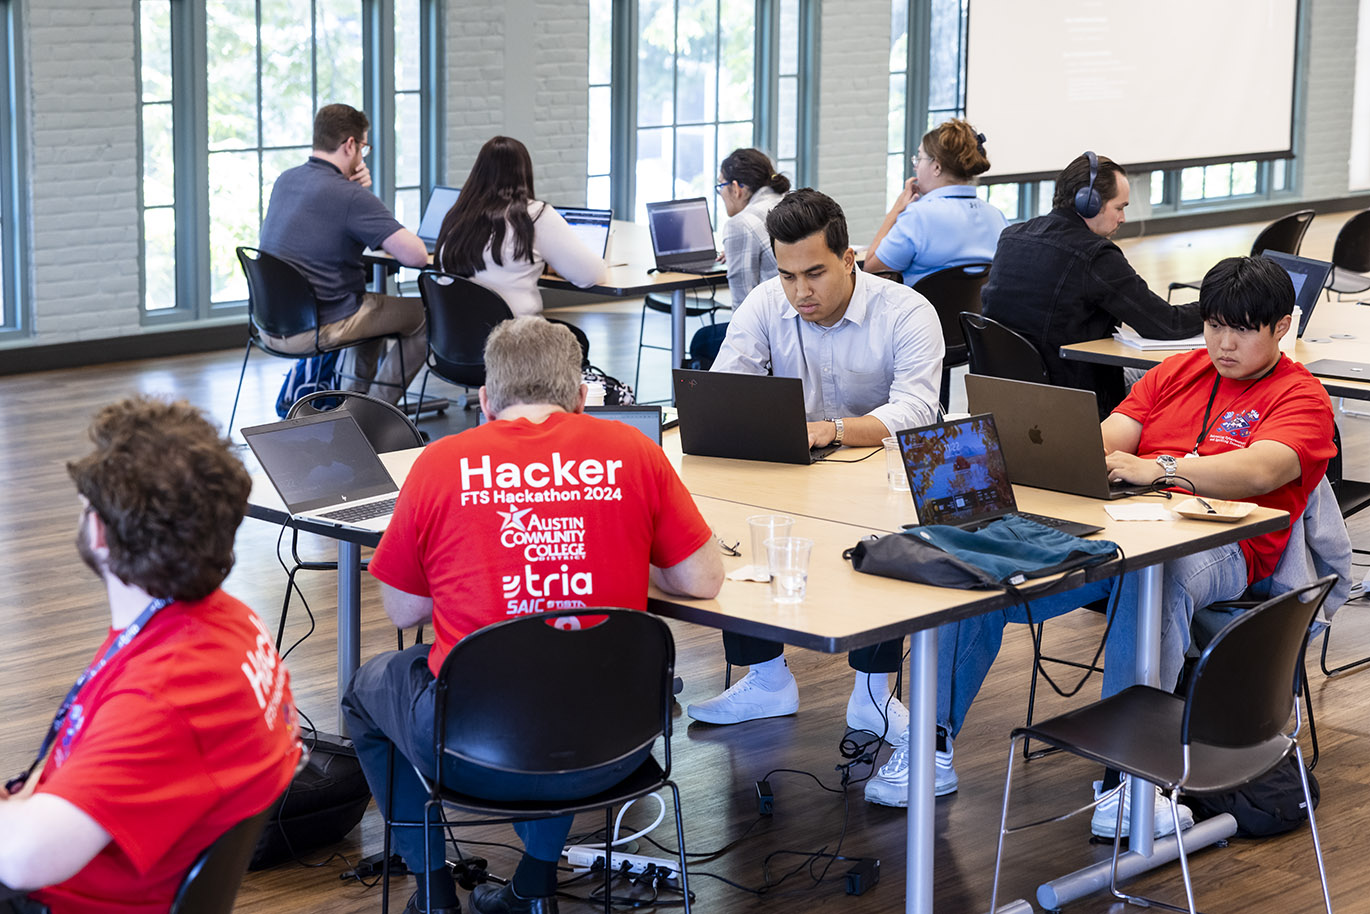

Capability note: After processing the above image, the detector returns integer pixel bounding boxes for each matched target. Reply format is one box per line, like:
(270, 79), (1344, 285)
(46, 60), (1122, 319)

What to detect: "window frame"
(0, 0), (28, 338)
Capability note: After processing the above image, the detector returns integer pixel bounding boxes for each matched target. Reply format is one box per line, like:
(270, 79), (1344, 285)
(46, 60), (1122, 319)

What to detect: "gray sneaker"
(1090, 777), (1194, 838)
(863, 734), (958, 807)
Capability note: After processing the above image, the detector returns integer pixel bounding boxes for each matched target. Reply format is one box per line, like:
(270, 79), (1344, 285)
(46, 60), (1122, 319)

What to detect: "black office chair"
(958, 312), (1050, 384)
(414, 270), (515, 413)
(380, 609), (691, 914)
(168, 804), (277, 914)
(1167, 209), (1316, 301)
(989, 576), (1336, 914)
(228, 247), (409, 435)
(634, 287), (726, 395)
(1327, 209), (1370, 298)
(913, 263), (991, 409)
(277, 391), (425, 653)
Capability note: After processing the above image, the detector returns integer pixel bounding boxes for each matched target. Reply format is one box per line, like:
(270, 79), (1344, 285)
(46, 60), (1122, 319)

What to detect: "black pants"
(0, 895), (48, 914)
(722, 633), (904, 673)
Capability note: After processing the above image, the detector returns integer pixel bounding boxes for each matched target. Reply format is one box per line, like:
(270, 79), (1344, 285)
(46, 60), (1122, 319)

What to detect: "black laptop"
(416, 185), (461, 253)
(673, 369), (838, 464)
(1261, 250), (1332, 338)
(896, 414), (1103, 537)
(645, 198), (724, 274)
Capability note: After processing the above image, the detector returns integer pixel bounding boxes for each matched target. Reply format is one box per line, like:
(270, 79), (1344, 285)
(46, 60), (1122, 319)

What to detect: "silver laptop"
(896, 414), (1103, 536)
(555, 206), (613, 258)
(672, 369), (837, 464)
(243, 411), (400, 533)
(645, 198), (723, 274)
(964, 374), (1151, 500)
(416, 185), (461, 252)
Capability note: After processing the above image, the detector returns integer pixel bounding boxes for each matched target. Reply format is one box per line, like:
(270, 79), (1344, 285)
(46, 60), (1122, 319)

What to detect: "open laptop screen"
(584, 405), (663, 444)
(555, 206), (612, 257)
(244, 413), (396, 514)
(1261, 250), (1331, 338)
(897, 414), (1017, 527)
(417, 185), (461, 243)
(645, 198), (715, 258)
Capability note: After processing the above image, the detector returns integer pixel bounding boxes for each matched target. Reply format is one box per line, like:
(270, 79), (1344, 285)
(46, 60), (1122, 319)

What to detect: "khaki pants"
(264, 293), (426, 405)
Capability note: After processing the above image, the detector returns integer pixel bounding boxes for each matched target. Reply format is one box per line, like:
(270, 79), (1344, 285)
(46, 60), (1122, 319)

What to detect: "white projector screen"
(964, 0), (1298, 182)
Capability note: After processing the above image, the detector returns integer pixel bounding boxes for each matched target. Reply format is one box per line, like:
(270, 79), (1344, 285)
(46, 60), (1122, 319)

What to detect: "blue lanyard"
(6, 597), (172, 793)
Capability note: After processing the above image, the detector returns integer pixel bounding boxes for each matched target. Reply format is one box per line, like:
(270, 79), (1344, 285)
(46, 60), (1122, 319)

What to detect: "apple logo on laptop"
(1028, 425), (1043, 445)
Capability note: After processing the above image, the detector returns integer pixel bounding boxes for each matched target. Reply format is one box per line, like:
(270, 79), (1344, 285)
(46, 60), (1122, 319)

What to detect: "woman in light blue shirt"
(863, 119), (1007, 287)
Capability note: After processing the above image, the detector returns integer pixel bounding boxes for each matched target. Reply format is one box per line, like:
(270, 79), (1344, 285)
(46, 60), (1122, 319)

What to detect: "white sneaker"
(686, 669), (799, 725)
(1090, 777), (1195, 839)
(863, 734), (958, 807)
(846, 688), (910, 739)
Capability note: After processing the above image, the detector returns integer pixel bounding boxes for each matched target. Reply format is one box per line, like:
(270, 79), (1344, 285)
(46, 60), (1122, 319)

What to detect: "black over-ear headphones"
(1074, 150), (1102, 219)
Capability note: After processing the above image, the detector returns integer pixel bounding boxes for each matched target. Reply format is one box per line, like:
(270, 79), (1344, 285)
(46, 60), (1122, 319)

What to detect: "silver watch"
(1155, 454), (1178, 479)
(832, 418), (845, 446)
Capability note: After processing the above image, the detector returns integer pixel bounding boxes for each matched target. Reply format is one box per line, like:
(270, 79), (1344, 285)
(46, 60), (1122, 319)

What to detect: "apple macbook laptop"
(896, 414), (1103, 536)
(1261, 250), (1332, 338)
(243, 411), (400, 533)
(1302, 359), (1370, 383)
(964, 374), (1153, 500)
(555, 206), (613, 258)
(672, 369), (839, 464)
(584, 404), (664, 445)
(416, 185), (461, 252)
(645, 198), (724, 274)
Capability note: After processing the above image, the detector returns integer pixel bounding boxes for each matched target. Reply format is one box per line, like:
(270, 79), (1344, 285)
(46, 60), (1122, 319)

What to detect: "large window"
(589, 0), (812, 224)
(137, 0), (438, 320)
(0, 0), (24, 335)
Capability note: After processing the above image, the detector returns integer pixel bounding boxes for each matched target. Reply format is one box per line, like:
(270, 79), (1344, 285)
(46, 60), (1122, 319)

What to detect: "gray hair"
(483, 316), (583, 414)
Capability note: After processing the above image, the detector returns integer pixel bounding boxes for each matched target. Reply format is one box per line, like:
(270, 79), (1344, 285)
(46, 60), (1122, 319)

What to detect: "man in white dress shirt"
(686, 188), (945, 808)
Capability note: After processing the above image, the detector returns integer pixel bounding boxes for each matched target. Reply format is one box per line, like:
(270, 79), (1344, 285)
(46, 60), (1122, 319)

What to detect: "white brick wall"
(24, 0), (142, 345)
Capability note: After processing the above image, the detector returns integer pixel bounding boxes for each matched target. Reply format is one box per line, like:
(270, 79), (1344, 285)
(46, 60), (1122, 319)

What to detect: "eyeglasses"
(716, 535), (741, 557)
(715, 180), (731, 195)
(911, 150), (933, 166)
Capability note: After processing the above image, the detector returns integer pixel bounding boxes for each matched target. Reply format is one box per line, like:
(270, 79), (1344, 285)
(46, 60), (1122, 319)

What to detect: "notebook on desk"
(964, 374), (1153, 500)
(896, 414), (1103, 536)
(416, 185), (461, 252)
(1261, 250), (1332, 338)
(243, 411), (400, 534)
(672, 369), (838, 464)
(645, 198), (724, 274)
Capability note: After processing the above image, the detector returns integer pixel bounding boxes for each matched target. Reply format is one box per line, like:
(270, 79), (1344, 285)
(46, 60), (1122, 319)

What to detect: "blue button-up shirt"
(712, 269), (944, 435)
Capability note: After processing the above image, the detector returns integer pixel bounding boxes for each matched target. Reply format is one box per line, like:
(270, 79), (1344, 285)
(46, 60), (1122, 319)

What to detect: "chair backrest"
(958, 312), (1050, 384)
(436, 609), (674, 777)
(168, 805), (275, 914)
(287, 390), (424, 453)
(913, 262), (991, 360)
(1250, 209), (1315, 258)
(1331, 209), (1370, 274)
(1183, 576), (1336, 749)
(237, 247), (321, 339)
(417, 270), (516, 388)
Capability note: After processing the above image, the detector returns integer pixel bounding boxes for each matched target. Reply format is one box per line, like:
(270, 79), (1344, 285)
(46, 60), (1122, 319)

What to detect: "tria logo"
(498, 507), (534, 532)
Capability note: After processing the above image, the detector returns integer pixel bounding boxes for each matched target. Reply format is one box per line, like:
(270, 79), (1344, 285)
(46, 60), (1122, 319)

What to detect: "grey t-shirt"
(258, 157), (404, 325)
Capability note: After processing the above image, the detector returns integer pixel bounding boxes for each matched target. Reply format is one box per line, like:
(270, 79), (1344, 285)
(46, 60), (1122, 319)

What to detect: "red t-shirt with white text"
(1115, 349), (1334, 582)
(370, 411), (714, 677)
(30, 591), (301, 914)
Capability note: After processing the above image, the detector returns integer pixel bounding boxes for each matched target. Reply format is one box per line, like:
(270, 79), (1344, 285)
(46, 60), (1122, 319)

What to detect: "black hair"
(765, 188), (848, 256)
(720, 148), (791, 195)
(1051, 153), (1128, 212)
(1199, 256), (1296, 331)
(436, 136), (539, 276)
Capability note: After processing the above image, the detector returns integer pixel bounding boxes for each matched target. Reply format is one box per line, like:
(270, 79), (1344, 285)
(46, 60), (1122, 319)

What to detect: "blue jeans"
(936, 543), (1248, 738)
(341, 644), (648, 871)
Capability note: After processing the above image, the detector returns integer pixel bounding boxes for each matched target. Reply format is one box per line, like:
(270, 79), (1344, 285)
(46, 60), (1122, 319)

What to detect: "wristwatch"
(1155, 454), (1178, 479)
(832, 418), (845, 446)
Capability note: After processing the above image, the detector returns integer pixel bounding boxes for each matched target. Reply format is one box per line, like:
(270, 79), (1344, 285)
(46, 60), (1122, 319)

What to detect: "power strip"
(563, 845), (681, 882)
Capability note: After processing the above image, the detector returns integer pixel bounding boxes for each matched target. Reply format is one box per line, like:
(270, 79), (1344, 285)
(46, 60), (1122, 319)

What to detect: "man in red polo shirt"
(0, 397), (301, 914)
(343, 317), (722, 914)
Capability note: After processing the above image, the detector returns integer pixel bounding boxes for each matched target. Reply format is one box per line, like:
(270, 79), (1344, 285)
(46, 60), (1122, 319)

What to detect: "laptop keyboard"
(318, 497), (397, 523)
(670, 260), (722, 274)
(1014, 511), (1081, 531)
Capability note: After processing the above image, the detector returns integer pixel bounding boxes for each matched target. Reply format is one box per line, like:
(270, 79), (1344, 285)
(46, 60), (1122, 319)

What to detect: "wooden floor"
(5, 212), (1370, 913)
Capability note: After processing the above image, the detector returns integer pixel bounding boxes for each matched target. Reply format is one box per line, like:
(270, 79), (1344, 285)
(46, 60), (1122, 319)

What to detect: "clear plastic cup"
(765, 536), (813, 604)
(747, 514), (794, 581)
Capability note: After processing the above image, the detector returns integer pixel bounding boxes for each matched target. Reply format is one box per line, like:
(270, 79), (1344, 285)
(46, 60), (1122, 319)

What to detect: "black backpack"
(1184, 754), (1320, 838)
(250, 732), (371, 869)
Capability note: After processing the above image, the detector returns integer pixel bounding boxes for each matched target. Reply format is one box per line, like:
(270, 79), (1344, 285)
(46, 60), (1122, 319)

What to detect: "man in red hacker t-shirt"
(343, 317), (723, 914)
(933, 255), (1335, 838)
(0, 397), (301, 914)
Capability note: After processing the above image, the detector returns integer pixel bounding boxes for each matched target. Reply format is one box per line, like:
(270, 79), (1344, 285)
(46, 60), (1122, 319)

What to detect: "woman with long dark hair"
(435, 136), (606, 316)
(716, 148), (790, 303)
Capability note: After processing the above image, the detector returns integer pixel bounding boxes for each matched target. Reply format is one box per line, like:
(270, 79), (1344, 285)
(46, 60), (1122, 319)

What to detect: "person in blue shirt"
(862, 119), (1006, 287)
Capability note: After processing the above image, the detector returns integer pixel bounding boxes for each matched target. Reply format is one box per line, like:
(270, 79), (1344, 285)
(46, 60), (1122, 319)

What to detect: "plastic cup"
(883, 436), (910, 491)
(765, 536), (813, 604)
(747, 514), (793, 580)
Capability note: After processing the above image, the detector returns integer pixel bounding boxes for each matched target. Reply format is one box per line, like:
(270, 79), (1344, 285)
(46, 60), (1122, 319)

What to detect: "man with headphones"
(980, 151), (1202, 415)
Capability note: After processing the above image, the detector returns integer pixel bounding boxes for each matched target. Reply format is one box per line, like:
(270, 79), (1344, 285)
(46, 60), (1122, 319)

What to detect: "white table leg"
(671, 288), (687, 394)
(337, 539), (362, 734)
(906, 627), (936, 914)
